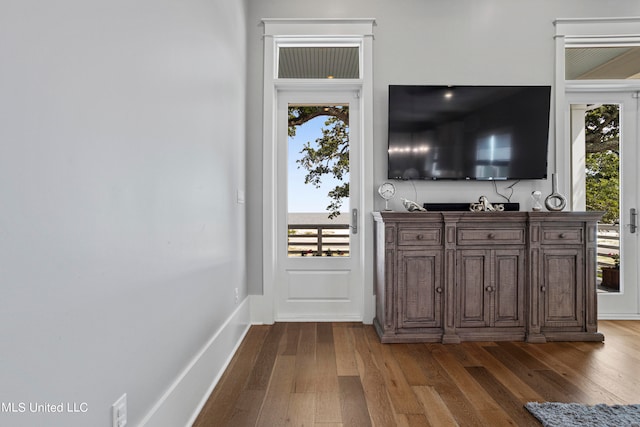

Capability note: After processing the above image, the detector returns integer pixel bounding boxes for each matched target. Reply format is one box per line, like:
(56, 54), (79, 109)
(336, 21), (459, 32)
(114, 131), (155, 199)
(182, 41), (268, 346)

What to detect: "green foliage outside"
(586, 151), (619, 223)
(584, 104), (620, 224)
(288, 103), (620, 223)
(288, 106), (349, 219)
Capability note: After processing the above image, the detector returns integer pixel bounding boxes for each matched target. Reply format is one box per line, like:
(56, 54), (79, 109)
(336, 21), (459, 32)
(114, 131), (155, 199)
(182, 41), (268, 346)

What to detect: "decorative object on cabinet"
(377, 182), (396, 211)
(545, 173), (567, 211)
(469, 195), (504, 212)
(424, 202), (520, 211)
(531, 191), (543, 211)
(372, 211), (604, 344)
(401, 198), (427, 212)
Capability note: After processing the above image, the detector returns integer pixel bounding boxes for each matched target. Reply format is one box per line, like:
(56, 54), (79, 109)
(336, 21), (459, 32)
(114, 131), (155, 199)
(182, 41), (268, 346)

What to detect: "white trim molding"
(555, 16), (640, 39)
(262, 18), (375, 38)
(258, 18), (375, 325)
(553, 16), (640, 201)
(598, 314), (640, 320)
(139, 299), (251, 427)
(555, 16), (640, 319)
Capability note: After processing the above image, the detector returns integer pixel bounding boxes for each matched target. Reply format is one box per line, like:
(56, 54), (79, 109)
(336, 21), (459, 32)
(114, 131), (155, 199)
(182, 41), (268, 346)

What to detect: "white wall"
(0, 1), (247, 426)
(245, 0), (640, 295)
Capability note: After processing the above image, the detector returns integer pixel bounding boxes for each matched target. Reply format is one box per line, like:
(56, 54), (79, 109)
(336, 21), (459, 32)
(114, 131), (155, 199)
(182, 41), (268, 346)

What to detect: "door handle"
(630, 208), (637, 234)
(351, 208), (358, 234)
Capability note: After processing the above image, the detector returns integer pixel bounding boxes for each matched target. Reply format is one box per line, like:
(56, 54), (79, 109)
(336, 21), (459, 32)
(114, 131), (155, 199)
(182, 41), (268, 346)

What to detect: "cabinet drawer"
(457, 228), (525, 245)
(398, 227), (442, 246)
(541, 227), (583, 245)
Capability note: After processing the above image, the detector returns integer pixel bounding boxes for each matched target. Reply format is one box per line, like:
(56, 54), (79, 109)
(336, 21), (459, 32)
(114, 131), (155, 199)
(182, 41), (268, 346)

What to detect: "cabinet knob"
(541, 286), (546, 292)
(436, 287), (443, 293)
(416, 234), (424, 240)
(485, 286), (494, 292)
(488, 233), (495, 239)
(559, 233), (566, 238)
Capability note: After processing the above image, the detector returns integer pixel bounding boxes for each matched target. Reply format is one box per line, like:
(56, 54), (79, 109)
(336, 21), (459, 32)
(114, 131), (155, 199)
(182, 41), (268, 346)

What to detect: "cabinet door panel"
(457, 250), (489, 327)
(494, 249), (525, 327)
(398, 250), (443, 328)
(542, 248), (584, 328)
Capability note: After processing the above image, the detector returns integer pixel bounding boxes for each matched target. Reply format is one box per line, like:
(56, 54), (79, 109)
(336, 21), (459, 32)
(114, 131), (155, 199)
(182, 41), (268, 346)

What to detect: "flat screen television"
(388, 85), (552, 180)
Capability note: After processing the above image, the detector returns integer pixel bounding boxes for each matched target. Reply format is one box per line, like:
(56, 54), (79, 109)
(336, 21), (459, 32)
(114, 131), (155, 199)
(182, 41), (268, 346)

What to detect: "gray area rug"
(525, 402), (640, 427)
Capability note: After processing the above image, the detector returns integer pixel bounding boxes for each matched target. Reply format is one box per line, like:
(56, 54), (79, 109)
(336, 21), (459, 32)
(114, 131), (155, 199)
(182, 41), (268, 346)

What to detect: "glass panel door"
(287, 104), (350, 258)
(276, 90), (362, 321)
(568, 91), (639, 316)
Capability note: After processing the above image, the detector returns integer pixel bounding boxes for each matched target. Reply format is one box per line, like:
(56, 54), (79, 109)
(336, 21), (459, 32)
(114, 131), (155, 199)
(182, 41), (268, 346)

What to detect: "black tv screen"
(388, 85), (551, 180)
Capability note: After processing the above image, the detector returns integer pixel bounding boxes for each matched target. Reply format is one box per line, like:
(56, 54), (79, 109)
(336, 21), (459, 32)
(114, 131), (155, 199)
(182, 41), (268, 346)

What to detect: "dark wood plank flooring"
(193, 321), (640, 426)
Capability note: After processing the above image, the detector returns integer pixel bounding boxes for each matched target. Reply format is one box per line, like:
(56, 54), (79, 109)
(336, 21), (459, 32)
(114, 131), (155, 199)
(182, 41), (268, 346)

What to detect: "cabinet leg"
(525, 333), (547, 343)
(442, 333), (461, 344)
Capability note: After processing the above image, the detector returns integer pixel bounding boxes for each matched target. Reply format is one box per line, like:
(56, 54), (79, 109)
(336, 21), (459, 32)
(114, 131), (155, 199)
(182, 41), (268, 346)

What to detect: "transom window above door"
(277, 45), (360, 79)
(566, 47), (640, 80)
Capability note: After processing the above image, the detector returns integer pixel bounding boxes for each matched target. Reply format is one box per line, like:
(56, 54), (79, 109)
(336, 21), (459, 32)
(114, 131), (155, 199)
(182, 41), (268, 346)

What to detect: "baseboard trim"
(598, 313), (640, 320)
(139, 298), (251, 427)
(250, 294), (375, 325)
(275, 314), (363, 322)
(250, 294), (274, 325)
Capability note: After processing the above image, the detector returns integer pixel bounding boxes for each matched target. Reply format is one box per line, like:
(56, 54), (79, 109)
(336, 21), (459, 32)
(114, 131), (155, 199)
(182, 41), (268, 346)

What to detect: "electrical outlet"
(112, 393), (127, 427)
(234, 288), (239, 304)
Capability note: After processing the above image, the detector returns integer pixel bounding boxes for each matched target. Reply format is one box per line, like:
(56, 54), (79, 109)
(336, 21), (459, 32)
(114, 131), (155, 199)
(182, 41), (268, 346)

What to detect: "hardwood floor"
(193, 321), (640, 426)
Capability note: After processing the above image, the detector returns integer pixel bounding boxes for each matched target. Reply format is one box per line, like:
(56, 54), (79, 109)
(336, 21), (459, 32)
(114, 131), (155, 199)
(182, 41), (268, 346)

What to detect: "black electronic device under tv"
(387, 85), (552, 180)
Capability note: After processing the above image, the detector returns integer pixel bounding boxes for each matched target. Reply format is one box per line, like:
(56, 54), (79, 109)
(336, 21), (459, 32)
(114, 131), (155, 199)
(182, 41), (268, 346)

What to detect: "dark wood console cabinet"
(373, 211), (604, 343)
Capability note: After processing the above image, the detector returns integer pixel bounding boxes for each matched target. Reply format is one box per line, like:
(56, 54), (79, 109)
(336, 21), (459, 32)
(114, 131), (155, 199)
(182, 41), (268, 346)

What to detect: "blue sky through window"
(288, 114), (349, 214)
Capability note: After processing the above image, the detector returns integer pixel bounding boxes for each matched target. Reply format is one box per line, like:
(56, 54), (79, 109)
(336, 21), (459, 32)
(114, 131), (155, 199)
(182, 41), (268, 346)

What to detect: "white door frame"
(555, 16), (640, 319)
(554, 17), (640, 198)
(254, 19), (375, 324)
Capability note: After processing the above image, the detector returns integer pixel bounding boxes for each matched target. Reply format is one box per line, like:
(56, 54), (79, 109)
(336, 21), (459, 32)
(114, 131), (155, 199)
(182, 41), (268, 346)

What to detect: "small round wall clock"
(378, 182), (396, 211)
